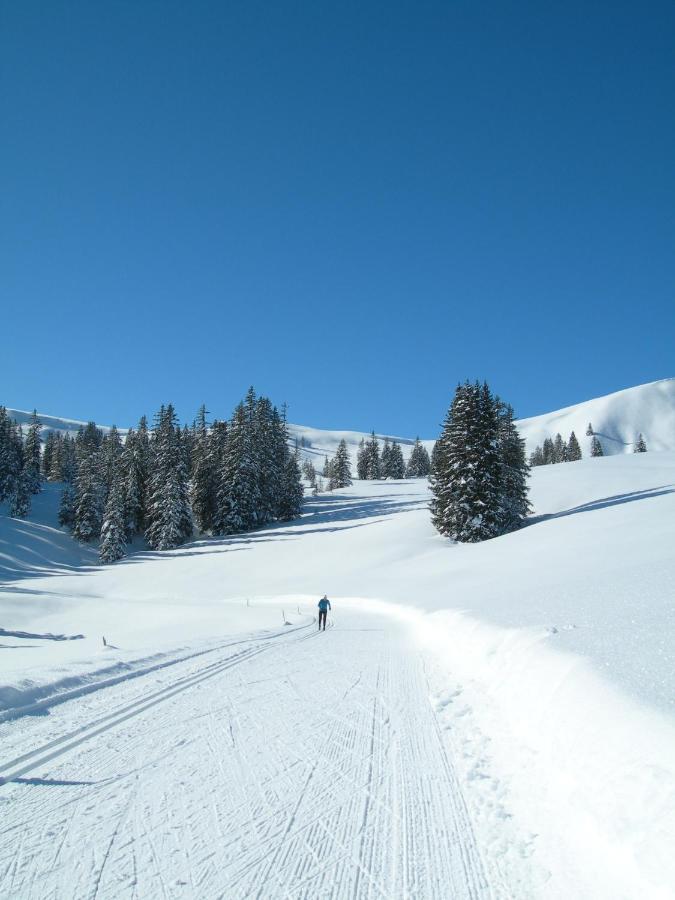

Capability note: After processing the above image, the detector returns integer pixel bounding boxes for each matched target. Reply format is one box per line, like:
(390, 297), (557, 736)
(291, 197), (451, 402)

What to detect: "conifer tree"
(58, 483), (76, 529)
(213, 400), (260, 535)
(552, 433), (565, 464)
(332, 439), (353, 488)
(59, 434), (77, 482)
(590, 436), (604, 457)
(567, 431), (582, 461)
(145, 405), (193, 550)
(277, 450), (304, 520)
(101, 426), (123, 502)
(301, 459), (317, 486)
(99, 465), (127, 563)
(388, 441), (406, 479)
(356, 438), (368, 480)
(381, 439), (392, 478)
(42, 431), (57, 478)
(586, 423), (594, 436)
(364, 432), (381, 479)
(10, 468), (31, 518)
(542, 437), (554, 465)
(190, 404), (216, 532)
(405, 438), (431, 477)
(72, 450), (104, 542)
(430, 382), (504, 542)
(634, 433), (647, 453)
(0, 408), (22, 501)
(495, 402), (531, 532)
(529, 446), (545, 467)
(23, 410), (42, 494)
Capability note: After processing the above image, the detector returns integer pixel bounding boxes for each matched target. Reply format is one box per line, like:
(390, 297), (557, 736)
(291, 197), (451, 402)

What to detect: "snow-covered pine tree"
(42, 431), (56, 479)
(567, 431), (582, 461)
(100, 425), (123, 503)
(529, 445), (545, 467)
(58, 483), (76, 529)
(356, 438), (368, 480)
(495, 402), (531, 533)
(23, 410), (42, 494)
(145, 405), (193, 550)
(364, 432), (381, 479)
(213, 400), (260, 535)
(380, 439), (391, 478)
(586, 423), (594, 436)
(634, 433), (647, 453)
(0, 408), (23, 501)
(430, 382), (504, 542)
(72, 449), (104, 542)
(552, 433), (565, 464)
(99, 463), (127, 563)
(59, 434), (77, 482)
(405, 438), (431, 477)
(590, 436), (604, 457)
(301, 459), (317, 486)
(47, 433), (63, 481)
(190, 404), (216, 532)
(9, 467), (31, 518)
(388, 441), (406, 479)
(329, 440), (351, 487)
(277, 449), (304, 520)
(254, 396), (278, 525)
(542, 437), (554, 465)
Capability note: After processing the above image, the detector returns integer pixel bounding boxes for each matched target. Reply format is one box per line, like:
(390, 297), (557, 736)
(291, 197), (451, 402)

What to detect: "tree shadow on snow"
(527, 485), (675, 526)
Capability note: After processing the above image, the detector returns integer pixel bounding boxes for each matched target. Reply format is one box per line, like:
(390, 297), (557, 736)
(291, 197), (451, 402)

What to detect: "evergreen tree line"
(0, 408), (43, 518)
(530, 423), (648, 465)
(2, 390), (304, 564)
(529, 431), (583, 466)
(353, 433), (431, 481)
(430, 381), (530, 542)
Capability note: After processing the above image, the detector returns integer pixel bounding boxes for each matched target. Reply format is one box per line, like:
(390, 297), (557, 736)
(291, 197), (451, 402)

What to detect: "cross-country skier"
(318, 595), (331, 631)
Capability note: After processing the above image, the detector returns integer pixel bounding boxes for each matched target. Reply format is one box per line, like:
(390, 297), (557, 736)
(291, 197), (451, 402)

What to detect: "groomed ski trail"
(0, 612), (490, 899)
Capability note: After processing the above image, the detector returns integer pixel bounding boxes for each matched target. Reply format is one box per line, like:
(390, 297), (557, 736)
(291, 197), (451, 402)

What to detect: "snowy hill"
(6, 376), (675, 461)
(516, 377), (675, 456)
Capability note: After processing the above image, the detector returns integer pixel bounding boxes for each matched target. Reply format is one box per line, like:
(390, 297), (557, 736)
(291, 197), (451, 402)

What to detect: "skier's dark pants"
(319, 610), (327, 630)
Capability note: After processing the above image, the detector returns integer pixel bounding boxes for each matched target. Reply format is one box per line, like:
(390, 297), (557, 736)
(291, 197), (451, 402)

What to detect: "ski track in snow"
(0, 614), (490, 899)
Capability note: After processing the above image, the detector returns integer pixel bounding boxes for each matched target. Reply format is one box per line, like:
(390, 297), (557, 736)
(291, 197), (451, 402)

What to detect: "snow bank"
(345, 596), (675, 899)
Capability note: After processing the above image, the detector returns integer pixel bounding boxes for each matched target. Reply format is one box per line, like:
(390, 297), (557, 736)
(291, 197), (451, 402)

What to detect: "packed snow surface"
(1, 422), (675, 895)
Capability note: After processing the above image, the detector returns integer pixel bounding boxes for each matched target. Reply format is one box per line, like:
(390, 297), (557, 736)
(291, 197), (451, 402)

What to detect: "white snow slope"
(1, 379), (674, 899)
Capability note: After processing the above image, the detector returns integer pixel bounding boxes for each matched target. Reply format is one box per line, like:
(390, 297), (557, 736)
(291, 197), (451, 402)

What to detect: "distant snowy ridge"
(6, 376), (675, 459)
(515, 377), (675, 456)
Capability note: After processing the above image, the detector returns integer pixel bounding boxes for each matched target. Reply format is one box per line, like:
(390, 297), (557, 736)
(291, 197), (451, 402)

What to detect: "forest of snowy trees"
(530, 422), (648, 466)
(529, 430), (583, 466)
(430, 382), (530, 542)
(1, 390), (304, 564)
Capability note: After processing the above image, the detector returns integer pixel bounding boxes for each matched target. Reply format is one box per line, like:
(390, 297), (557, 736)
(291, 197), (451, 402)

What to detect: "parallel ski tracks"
(0, 614), (492, 899)
(0, 619), (317, 787)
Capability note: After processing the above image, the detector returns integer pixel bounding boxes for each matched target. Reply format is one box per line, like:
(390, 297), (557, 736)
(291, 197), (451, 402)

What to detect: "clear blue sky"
(2, 1), (673, 436)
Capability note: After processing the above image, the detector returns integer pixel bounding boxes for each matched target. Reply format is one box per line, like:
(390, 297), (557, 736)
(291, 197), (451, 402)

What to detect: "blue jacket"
(318, 598), (331, 611)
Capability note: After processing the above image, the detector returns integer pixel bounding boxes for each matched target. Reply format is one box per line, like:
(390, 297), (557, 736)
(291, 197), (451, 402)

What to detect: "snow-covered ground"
(1, 417), (675, 896)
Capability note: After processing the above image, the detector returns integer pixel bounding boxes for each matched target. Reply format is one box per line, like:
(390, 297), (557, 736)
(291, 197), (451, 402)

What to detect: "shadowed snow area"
(1, 450), (674, 898)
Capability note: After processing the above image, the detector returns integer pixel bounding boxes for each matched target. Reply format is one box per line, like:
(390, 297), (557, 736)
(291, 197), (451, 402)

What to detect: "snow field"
(0, 614), (491, 899)
(1, 440), (675, 896)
